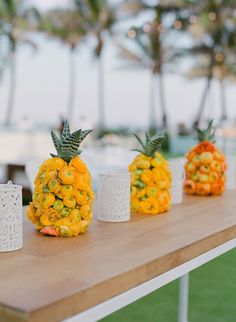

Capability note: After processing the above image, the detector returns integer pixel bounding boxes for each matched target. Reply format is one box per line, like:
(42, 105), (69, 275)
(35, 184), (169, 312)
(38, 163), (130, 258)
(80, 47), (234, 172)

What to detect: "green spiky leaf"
(51, 130), (60, 153)
(50, 121), (93, 162)
(133, 133), (145, 150)
(61, 120), (71, 140)
(194, 120), (216, 143)
(131, 131), (165, 157)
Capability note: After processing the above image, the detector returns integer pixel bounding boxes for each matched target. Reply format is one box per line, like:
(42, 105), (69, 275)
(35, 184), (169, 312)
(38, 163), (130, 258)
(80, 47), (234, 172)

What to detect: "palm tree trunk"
(193, 74), (212, 127)
(98, 52), (105, 131)
(219, 79), (227, 122)
(67, 47), (76, 124)
(149, 72), (157, 131)
(157, 71), (168, 130)
(5, 49), (16, 126)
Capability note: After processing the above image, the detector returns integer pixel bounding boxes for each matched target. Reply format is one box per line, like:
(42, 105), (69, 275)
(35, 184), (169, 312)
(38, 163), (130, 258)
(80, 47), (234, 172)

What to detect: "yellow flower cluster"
(27, 156), (94, 237)
(129, 152), (172, 215)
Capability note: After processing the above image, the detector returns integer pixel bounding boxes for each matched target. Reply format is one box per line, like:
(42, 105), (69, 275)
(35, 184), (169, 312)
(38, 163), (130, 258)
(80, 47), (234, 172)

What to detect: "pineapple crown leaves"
(193, 119), (216, 143)
(50, 120), (93, 162)
(131, 131), (166, 157)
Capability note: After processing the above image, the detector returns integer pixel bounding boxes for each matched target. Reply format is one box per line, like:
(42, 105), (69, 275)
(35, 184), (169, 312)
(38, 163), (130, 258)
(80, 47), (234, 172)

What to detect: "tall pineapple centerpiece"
(129, 132), (172, 215)
(27, 121), (94, 237)
(184, 120), (227, 196)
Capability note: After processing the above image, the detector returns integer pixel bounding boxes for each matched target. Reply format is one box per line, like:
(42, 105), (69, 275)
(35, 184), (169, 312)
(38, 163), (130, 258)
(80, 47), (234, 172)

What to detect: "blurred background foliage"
(0, 0), (236, 136)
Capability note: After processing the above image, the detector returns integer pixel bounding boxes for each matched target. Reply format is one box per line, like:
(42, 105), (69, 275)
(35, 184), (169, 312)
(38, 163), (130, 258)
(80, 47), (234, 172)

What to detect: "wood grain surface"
(1, 191), (236, 322)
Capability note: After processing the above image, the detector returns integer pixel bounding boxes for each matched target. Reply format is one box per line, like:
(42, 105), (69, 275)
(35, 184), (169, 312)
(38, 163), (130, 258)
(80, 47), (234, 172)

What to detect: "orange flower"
(158, 191), (171, 211)
(184, 180), (196, 195)
(69, 209), (81, 221)
(69, 222), (81, 236)
(48, 179), (60, 193)
(60, 184), (73, 196)
(59, 166), (75, 184)
(211, 182), (223, 195)
(40, 208), (59, 226)
(69, 156), (87, 173)
(63, 195), (76, 208)
(74, 191), (88, 205)
(140, 198), (159, 215)
(27, 203), (37, 224)
(80, 205), (91, 220)
(80, 220), (90, 233)
(141, 170), (153, 183)
(41, 193), (55, 209)
(73, 174), (88, 191)
(42, 158), (66, 171)
(196, 141), (215, 153)
(146, 186), (159, 197)
(137, 189), (146, 199)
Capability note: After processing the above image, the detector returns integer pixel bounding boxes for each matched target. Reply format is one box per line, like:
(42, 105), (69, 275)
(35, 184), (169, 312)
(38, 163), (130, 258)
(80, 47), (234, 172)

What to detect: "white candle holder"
(0, 181), (23, 252)
(168, 158), (185, 204)
(96, 171), (130, 222)
(226, 155), (236, 190)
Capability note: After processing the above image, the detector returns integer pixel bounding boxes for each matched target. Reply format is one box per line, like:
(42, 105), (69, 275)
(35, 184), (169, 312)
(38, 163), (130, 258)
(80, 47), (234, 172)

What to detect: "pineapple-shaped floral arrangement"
(129, 132), (172, 215)
(27, 121), (94, 237)
(184, 120), (227, 196)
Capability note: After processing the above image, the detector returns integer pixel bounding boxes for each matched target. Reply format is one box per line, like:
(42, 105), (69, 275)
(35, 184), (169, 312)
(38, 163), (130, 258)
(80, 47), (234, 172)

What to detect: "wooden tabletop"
(1, 191), (236, 322)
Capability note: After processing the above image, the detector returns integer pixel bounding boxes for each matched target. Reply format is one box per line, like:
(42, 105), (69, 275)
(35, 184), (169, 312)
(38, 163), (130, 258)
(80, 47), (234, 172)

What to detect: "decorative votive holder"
(96, 171), (130, 222)
(0, 181), (23, 252)
(168, 158), (185, 204)
(226, 155), (236, 190)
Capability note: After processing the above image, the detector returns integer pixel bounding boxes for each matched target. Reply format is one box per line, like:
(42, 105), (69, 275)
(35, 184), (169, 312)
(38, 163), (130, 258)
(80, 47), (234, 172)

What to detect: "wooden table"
(1, 191), (236, 322)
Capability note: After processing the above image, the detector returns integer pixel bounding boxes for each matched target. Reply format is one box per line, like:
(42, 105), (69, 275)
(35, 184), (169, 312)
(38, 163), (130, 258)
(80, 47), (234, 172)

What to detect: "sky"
(0, 0), (235, 130)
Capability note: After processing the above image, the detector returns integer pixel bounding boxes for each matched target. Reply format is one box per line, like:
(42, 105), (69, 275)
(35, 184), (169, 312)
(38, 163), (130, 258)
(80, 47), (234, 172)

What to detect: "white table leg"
(178, 273), (189, 322)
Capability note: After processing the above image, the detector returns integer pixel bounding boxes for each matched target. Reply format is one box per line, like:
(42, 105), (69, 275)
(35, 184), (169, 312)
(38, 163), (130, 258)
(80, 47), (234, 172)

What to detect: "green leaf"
(133, 133), (145, 151)
(61, 120), (71, 140)
(51, 130), (60, 154)
(131, 148), (146, 155)
(145, 131), (151, 144)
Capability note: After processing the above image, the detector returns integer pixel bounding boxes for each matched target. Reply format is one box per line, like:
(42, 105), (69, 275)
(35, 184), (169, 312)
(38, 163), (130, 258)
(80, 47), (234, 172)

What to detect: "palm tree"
(74, 0), (116, 132)
(178, 0), (236, 126)
(42, 10), (86, 124)
(0, 0), (39, 126)
(119, 1), (184, 131)
(185, 50), (236, 125)
(118, 23), (178, 130)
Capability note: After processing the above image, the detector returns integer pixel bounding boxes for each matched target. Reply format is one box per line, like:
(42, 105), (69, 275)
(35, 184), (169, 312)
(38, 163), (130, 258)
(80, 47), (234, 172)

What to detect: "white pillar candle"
(168, 158), (185, 204)
(96, 171), (130, 222)
(0, 181), (23, 252)
(226, 155), (236, 190)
